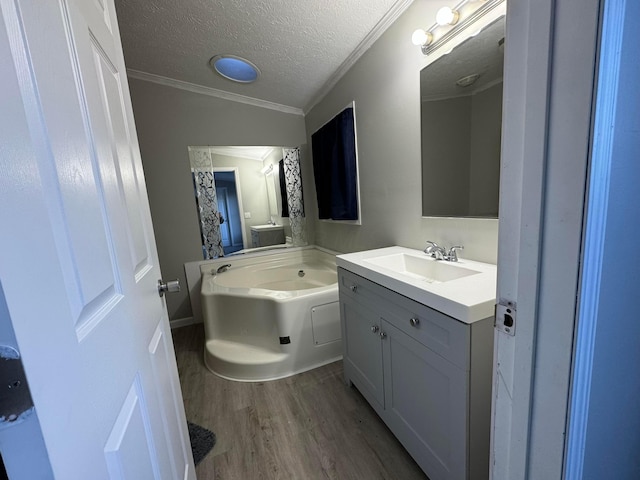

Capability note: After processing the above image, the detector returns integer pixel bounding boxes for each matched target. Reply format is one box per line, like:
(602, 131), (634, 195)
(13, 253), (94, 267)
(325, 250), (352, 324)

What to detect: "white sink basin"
(336, 246), (497, 323)
(364, 253), (481, 284)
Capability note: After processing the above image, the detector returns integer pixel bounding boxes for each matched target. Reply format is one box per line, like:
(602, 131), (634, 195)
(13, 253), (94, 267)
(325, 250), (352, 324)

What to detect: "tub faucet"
(216, 264), (231, 274)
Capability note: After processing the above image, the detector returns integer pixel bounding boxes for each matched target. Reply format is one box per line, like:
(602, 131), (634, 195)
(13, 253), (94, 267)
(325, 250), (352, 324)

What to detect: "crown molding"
(128, 0), (414, 118)
(126, 69), (304, 116)
(303, 0), (415, 114)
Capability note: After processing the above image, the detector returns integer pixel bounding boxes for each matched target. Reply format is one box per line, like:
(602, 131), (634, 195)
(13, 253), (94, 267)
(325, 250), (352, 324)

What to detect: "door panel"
(341, 297), (384, 407)
(382, 320), (467, 480)
(90, 37), (152, 277)
(147, 323), (190, 480)
(216, 187), (232, 247)
(104, 378), (157, 480)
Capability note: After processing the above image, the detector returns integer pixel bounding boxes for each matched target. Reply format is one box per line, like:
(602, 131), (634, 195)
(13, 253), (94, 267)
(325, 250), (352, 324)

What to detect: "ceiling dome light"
(435, 6), (459, 26)
(411, 29), (433, 46)
(210, 55), (260, 83)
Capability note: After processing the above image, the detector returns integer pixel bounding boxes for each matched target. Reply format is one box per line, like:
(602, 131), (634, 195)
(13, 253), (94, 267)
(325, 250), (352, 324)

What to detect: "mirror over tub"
(188, 146), (307, 258)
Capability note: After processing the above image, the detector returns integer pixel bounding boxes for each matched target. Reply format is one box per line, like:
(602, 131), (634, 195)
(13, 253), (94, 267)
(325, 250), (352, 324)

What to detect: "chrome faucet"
(424, 241), (464, 262)
(424, 241), (446, 260)
(216, 264), (231, 274)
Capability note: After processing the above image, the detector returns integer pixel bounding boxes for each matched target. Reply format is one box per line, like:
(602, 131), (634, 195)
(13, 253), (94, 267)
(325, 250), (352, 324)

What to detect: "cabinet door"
(381, 320), (467, 480)
(341, 297), (384, 408)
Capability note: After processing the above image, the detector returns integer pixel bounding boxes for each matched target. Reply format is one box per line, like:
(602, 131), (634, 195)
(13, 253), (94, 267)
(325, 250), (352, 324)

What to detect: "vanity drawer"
(338, 268), (470, 369)
(338, 267), (383, 305)
(379, 289), (470, 370)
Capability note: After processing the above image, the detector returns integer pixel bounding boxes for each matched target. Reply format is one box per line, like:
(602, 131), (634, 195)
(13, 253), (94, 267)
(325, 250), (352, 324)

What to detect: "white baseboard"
(169, 316), (201, 329)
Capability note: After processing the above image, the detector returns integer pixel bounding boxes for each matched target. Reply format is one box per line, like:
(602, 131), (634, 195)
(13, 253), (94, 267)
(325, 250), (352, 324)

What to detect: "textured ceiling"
(114, 0), (406, 111)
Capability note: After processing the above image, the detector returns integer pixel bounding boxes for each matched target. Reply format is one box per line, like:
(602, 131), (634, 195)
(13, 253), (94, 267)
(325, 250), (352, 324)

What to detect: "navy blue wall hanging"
(311, 106), (359, 220)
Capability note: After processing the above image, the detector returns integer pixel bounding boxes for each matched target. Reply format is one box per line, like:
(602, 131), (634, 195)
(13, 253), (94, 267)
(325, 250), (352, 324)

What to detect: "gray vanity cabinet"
(338, 267), (493, 480)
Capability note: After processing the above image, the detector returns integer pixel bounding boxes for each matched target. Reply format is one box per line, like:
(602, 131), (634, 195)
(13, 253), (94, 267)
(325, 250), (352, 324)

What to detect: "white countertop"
(336, 246), (497, 324)
(250, 224), (285, 232)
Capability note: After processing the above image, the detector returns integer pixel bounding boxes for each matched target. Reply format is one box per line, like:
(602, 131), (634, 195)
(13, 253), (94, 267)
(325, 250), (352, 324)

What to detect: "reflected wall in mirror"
(421, 17), (504, 218)
(188, 146), (306, 258)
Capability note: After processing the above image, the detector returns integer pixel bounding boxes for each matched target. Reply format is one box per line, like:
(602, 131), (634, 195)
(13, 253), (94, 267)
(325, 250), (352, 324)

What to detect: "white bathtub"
(199, 247), (341, 381)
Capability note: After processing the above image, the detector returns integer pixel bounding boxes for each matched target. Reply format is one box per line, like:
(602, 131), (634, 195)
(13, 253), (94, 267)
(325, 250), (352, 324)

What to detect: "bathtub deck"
(172, 323), (427, 480)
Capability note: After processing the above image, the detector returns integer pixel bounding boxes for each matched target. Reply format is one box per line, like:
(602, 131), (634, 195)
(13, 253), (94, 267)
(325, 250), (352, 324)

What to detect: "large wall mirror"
(421, 17), (504, 218)
(188, 146), (306, 258)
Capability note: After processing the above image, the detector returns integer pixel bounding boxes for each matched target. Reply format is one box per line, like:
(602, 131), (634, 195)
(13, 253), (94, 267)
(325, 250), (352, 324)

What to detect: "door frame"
(492, 0), (602, 478)
(564, 0), (640, 477)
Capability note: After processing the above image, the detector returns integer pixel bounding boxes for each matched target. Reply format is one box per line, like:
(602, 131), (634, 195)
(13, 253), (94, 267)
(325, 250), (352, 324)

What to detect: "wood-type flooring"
(172, 323), (428, 480)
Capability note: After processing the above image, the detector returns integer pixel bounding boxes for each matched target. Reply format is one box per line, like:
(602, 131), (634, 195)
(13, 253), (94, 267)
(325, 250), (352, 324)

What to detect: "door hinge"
(0, 346), (34, 427)
(495, 300), (516, 336)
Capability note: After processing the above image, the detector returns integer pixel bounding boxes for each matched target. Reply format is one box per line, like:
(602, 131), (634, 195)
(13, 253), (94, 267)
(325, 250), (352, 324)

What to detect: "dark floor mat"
(187, 421), (216, 466)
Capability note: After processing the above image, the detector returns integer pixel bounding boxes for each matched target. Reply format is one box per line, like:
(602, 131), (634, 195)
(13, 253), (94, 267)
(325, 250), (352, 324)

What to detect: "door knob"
(158, 279), (181, 297)
(371, 325), (379, 333)
(379, 331), (387, 339)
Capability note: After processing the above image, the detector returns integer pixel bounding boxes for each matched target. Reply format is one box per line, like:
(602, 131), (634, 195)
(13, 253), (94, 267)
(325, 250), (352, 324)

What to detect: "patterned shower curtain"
(192, 168), (224, 258)
(283, 148), (307, 246)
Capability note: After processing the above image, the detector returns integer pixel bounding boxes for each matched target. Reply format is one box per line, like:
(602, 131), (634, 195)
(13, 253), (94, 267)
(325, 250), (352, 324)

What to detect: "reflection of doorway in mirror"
(188, 146), (307, 256)
(214, 171), (244, 255)
(217, 187), (231, 245)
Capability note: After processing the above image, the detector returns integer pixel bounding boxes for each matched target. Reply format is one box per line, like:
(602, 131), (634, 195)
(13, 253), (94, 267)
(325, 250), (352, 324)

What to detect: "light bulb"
(411, 29), (432, 46)
(436, 6), (459, 26)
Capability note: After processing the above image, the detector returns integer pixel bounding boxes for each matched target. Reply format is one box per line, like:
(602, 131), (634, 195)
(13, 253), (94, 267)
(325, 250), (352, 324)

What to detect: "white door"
(216, 187), (233, 247)
(0, 0), (195, 479)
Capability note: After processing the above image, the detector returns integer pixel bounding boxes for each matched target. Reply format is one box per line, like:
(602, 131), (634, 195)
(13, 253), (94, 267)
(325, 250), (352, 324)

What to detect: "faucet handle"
(424, 241), (445, 260)
(447, 245), (464, 262)
(424, 240), (438, 253)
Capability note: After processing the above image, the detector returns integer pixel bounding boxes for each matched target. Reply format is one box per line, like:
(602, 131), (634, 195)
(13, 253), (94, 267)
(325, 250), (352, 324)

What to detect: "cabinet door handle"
(379, 331), (387, 339)
(350, 284), (358, 293)
(371, 325), (379, 333)
(409, 317), (420, 327)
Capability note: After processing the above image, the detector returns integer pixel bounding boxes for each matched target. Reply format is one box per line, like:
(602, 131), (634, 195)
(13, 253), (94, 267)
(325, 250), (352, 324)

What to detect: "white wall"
(469, 83), (502, 216)
(304, 0), (499, 263)
(422, 96), (471, 216)
(128, 79), (307, 320)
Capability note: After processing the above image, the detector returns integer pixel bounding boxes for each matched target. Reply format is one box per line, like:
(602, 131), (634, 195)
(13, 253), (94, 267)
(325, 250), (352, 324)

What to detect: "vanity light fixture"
(411, 29), (433, 47)
(412, 0), (504, 55)
(435, 6), (460, 26)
